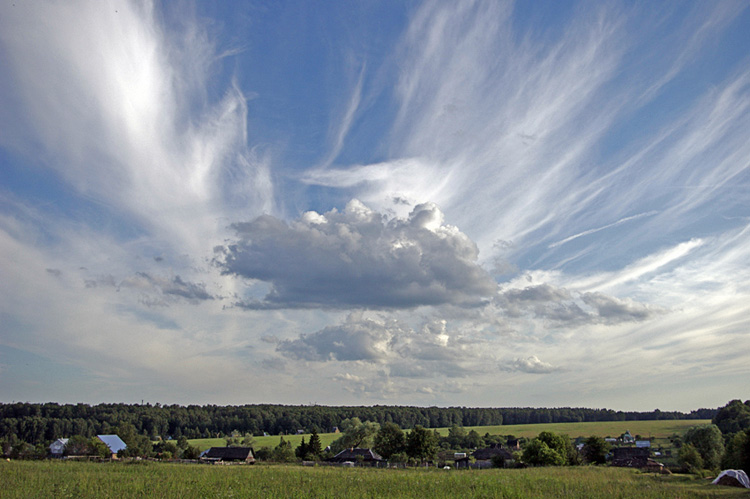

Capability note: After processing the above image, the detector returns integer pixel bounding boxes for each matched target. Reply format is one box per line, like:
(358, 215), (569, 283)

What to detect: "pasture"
(188, 419), (711, 451)
(2, 460), (746, 498)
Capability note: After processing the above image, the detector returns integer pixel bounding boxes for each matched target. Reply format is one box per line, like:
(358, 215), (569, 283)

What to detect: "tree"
(295, 437), (308, 460)
(116, 422), (153, 458)
(374, 422), (406, 459)
(580, 436), (610, 465)
(722, 429), (750, 473)
(713, 400), (750, 434)
(330, 418), (380, 453)
(465, 430), (484, 449)
(153, 440), (179, 460)
(254, 446), (273, 461)
(684, 424), (724, 470)
(679, 443), (704, 472)
(64, 435), (92, 456)
(538, 431), (577, 465)
(522, 439), (565, 466)
(176, 436), (189, 450)
(447, 424), (466, 448)
(182, 444), (201, 460)
(90, 437), (111, 459)
(406, 425), (438, 463)
(241, 434), (255, 447)
(271, 437), (296, 462)
(522, 432), (575, 466)
(307, 429), (323, 459)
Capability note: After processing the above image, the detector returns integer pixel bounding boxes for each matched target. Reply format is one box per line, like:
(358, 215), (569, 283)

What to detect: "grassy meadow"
(2, 459), (746, 498)
(188, 419), (711, 451)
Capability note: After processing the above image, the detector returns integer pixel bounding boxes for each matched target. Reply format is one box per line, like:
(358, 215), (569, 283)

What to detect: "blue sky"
(1, 0), (749, 412)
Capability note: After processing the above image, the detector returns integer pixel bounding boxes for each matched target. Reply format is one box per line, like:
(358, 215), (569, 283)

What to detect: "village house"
(96, 435), (127, 459)
(329, 448), (383, 465)
(612, 447), (649, 468)
(201, 447), (255, 464)
(456, 444), (513, 469)
(48, 438), (69, 457)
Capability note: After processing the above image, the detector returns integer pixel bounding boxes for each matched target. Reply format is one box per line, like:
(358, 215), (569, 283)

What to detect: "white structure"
(49, 438), (69, 456)
(712, 470), (750, 489)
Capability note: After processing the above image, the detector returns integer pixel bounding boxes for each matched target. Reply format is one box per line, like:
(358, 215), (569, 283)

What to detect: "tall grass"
(2, 460), (745, 498)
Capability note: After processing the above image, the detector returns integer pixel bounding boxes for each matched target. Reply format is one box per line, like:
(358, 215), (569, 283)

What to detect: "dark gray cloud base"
(496, 283), (659, 325)
(216, 200), (496, 309)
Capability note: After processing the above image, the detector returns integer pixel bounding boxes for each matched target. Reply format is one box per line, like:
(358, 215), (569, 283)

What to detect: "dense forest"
(0, 402), (715, 445)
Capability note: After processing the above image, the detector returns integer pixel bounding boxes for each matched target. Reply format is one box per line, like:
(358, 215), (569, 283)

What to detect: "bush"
(580, 436), (610, 465)
(683, 424), (723, 471)
(522, 439), (565, 466)
(678, 443), (703, 473)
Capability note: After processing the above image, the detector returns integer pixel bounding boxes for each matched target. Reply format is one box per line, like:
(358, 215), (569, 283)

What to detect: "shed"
(612, 447), (649, 468)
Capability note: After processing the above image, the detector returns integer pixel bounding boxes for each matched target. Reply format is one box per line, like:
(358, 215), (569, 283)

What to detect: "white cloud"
(217, 200), (496, 309)
(278, 313), (395, 362)
(504, 356), (558, 374)
(0, 0), (273, 260)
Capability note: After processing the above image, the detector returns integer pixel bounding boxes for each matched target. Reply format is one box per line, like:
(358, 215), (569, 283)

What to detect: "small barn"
(202, 447), (255, 464)
(612, 447), (649, 468)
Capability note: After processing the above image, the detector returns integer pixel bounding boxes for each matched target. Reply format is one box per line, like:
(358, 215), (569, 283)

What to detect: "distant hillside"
(0, 402), (716, 445)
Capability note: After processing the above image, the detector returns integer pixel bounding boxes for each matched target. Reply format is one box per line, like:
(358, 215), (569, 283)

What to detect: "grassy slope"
(188, 419), (710, 451)
(2, 460), (746, 498)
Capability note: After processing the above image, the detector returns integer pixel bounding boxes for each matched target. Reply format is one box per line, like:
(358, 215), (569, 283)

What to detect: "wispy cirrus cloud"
(305, 1), (750, 274)
(0, 0), (273, 258)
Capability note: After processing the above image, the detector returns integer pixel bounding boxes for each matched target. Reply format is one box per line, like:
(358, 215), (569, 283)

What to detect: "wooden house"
(202, 447), (256, 463)
(329, 448), (382, 464)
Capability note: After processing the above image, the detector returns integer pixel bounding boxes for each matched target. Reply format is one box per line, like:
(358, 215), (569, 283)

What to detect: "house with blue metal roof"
(96, 435), (127, 458)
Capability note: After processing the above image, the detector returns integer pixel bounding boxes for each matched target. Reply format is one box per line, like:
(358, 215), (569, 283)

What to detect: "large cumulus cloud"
(216, 200), (496, 309)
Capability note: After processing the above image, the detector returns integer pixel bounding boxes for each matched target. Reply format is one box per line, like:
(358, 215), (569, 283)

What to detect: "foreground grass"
(2, 460), (746, 498)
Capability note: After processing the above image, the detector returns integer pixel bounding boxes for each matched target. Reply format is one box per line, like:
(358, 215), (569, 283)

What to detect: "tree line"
(0, 401), (714, 447)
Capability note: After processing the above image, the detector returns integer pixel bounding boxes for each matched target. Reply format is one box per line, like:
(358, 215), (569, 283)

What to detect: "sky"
(1, 1), (749, 413)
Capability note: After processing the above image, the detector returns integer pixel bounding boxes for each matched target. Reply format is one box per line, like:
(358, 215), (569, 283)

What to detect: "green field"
(189, 432), (341, 452)
(436, 419), (712, 440)
(188, 419), (710, 451)
(2, 460), (746, 498)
